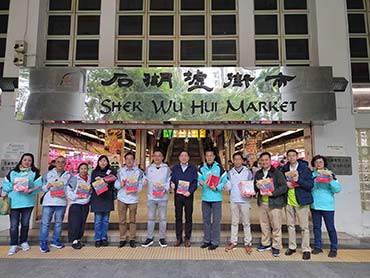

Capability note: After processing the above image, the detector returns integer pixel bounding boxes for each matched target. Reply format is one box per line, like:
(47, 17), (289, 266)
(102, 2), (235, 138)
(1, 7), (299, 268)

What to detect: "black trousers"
(68, 203), (90, 242)
(175, 194), (194, 240)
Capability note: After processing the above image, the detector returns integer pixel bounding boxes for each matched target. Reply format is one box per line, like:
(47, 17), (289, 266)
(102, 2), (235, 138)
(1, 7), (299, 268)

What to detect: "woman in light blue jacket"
(311, 155), (341, 258)
(2, 153), (42, 256)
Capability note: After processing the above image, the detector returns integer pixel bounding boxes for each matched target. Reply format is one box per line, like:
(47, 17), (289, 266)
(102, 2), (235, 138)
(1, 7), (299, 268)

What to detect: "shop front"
(15, 66), (336, 225)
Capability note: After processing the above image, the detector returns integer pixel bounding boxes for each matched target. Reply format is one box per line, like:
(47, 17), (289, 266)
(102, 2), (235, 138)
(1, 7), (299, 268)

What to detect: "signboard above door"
(16, 67), (336, 123)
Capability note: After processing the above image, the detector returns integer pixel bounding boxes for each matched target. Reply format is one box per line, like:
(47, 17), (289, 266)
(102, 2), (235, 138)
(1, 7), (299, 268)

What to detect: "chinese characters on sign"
(326, 156), (352, 175)
(101, 70), (296, 91)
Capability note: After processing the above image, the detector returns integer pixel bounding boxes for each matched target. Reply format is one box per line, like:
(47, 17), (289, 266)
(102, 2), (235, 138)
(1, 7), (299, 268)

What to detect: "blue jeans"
(311, 209), (338, 251)
(39, 206), (66, 243)
(94, 212), (110, 241)
(9, 207), (33, 245)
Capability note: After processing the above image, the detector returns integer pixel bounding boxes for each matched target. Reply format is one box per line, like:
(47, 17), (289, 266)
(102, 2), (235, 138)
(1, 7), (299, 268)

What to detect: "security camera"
(13, 53), (25, 66)
(14, 40), (27, 53)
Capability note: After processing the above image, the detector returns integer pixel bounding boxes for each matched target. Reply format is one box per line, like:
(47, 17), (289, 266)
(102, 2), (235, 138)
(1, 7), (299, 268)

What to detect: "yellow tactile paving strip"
(1, 246), (370, 263)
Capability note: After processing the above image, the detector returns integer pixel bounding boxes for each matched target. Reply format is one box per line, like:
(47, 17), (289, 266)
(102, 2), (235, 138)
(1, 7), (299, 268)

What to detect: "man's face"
(153, 151), (163, 165)
(125, 155), (135, 168)
(205, 151), (215, 164)
(233, 155), (243, 168)
(260, 155), (271, 169)
(55, 157), (66, 172)
(287, 151), (298, 165)
(179, 152), (190, 164)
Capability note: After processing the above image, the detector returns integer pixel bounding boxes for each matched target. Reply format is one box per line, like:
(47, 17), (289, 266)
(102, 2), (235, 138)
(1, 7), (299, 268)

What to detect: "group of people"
(1, 148), (341, 260)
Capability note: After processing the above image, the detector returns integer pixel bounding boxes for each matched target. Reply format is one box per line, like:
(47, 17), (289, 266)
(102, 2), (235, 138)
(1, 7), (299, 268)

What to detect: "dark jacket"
(282, 160), (314, 206)
(170, 164), (198, 197)
(254, 166), (288, 209)
(90, 167), (116, 213)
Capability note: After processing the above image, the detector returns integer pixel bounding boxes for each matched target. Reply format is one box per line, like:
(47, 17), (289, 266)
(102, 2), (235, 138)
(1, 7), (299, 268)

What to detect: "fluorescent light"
(50, 144), (76, 151)
(262, 129), (304, 144)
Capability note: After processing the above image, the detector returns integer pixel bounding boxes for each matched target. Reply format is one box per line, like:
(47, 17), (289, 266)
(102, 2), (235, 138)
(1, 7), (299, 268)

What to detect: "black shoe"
(272, 247), (280, 257)
(200, 242), (210, 249)
(328, 250), (337, 258)
(141, 238), (154, 248)
(119, 241), (126, 248)
(95, 240), (102, 248)
(208, 244), (218, 250)
(101, 239), (109, 247)
(312, 248), (323, 255)
(302, 251), (311, 260)
(159, 238), (168, 248)
(285, 248), (296, 256)
(72, 242), (81, 250)
(129, 240), (136, 248)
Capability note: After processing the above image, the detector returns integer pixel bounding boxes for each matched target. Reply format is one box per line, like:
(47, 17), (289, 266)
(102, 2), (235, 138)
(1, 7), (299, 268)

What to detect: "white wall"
(312, 0), (364, 236)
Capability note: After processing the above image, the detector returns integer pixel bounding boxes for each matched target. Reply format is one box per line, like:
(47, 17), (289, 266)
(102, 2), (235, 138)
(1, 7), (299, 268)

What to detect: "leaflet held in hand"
(76, 182), (91, 199)
(92, 179), (108, 196)
(13, 177), (29, 192)
(152, 182), (165, 197)
(238, 180), (255, 196)
(176, 180), (190, 195)
(50, 181), (65, 198)
(125, 176), (139, 193)
(258, 178), (275, 195)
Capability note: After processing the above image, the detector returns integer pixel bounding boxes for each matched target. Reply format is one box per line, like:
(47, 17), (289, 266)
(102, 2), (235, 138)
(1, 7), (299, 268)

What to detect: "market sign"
(15, 67), (336, 123)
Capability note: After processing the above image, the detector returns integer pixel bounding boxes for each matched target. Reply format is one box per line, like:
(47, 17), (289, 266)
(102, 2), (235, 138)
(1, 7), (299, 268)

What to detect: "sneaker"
(257, 245), (271, 252)
(208, 244), (218, 250)
(302, 251), (311, 260)
(312, 248), (323, 255)
(39, 241), (50, 253)
(328, 250), (337, 258)
(72, 240), (82, 250)
(225, 243), (237, 252)
(200, 242), (210, 249)
(95, 240), (102, 248)
(101, 239), (109, 247)
(285, 248), (296, 256)
(8, 245), (19, 256)
(159, 238), (168, 248)
(141, 238), (154, 248)
(245, 244), (252, 254)
(272, 247), (280, 257)
(50, 241), (65, 249)
(119, 241), (126, 248)
(129, 240), (136, 248)
(21, 242), (30, 251)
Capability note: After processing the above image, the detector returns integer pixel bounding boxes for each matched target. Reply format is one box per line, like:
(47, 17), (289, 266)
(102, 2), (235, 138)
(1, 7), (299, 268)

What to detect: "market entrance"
(35, 124), (313, 228)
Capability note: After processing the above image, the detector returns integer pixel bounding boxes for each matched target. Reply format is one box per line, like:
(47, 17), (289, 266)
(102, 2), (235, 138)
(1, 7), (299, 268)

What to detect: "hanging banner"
(16, 67), (336, 123)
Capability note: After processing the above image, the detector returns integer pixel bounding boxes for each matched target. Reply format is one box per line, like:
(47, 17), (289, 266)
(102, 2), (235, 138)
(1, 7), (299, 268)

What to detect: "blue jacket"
(198, 162), (227, 202)
(2, 169), (42, 209)
(41, 168), (72, 206)
(282, 160), (314, 206)
(170, 163), (198, 197)
(311, 169), (341, 211)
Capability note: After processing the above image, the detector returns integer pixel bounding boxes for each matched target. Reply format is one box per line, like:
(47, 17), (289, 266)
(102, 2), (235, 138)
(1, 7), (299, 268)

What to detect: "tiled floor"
(1, 246), (370, 263)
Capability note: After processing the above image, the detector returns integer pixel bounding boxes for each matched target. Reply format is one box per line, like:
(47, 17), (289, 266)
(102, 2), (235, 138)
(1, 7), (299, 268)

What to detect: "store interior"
(40, 126), (309, 225)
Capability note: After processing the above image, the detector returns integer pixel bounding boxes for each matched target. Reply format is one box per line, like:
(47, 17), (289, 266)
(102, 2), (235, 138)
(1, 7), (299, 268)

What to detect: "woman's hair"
(311, 155), (328, 168)
(95, 155), (111, 171)
(78, 162), (88, 173)
(14, 153), (39, 175)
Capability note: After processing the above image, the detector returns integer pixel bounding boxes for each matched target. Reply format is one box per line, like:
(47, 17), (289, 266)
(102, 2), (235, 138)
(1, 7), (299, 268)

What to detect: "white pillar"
(99, 0), (116, 67)
(312, 0), (363, 236)
(238, 0), (255, 67)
